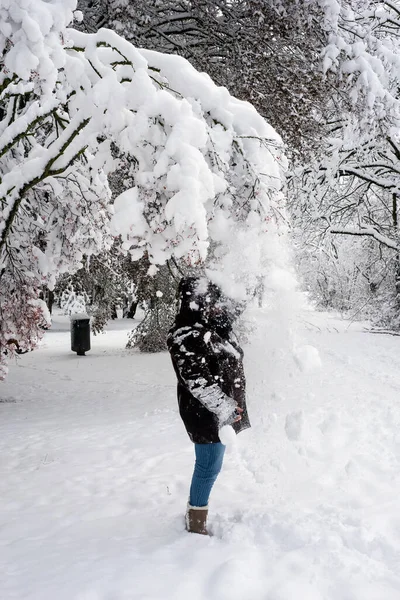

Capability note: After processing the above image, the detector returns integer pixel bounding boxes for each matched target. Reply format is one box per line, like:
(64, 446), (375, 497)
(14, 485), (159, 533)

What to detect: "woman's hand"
(234, 406), (243, 422)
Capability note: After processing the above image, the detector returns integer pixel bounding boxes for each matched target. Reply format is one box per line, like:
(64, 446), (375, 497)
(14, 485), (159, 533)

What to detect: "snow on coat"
(167, 277), (250, 444)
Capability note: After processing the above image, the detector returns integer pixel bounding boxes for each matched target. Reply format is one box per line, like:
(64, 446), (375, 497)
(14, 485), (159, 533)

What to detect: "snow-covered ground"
(1, 310), (400, 600)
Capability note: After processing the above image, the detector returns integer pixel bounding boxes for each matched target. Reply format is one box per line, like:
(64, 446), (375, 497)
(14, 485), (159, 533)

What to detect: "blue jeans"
(189, 443), (226, 507)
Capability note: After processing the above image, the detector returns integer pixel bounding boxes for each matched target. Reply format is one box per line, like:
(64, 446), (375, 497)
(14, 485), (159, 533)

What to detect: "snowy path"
(1, 312), (400, 600)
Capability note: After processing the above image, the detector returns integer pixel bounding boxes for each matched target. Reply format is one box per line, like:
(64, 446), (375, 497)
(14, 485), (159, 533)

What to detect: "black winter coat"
(167, 321), (251, 444)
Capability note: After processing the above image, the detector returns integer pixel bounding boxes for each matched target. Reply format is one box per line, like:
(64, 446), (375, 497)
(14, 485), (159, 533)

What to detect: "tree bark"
(393, 193), (400, 300)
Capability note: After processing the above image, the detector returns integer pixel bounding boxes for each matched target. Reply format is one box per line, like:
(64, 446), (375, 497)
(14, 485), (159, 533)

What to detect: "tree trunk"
(127, 300), (138, 319)
(393, 193), (400, 301)
(42, 287), (55, 314)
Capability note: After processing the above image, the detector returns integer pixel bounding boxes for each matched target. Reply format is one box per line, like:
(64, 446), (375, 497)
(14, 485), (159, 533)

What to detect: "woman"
(167, 276), (250, 535)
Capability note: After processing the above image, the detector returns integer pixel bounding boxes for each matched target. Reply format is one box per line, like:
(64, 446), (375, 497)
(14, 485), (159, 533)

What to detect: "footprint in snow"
(285, 411), (304, 441)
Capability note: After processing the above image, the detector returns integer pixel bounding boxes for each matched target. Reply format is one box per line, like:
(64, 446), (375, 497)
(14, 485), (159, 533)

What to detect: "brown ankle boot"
(185, 503), (209, 535)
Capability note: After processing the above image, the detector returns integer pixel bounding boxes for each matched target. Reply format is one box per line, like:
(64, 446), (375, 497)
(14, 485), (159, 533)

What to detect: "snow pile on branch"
(317, 0), (400, 121)
(0, 0), (112, 378)
(0, 0), (289, 379)
(107, 46), (288, 299)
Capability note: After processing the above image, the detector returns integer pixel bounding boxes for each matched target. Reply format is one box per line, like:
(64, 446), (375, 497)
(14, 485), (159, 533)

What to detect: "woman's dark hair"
(175, 276), (245, 337)
(175, 277), (219, 324)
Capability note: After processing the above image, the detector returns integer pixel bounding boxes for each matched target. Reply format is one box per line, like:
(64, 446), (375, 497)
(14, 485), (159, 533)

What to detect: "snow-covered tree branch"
(0, 0), (288, 379)
(329, 226), (399, 251)
(77, 0), (332, 156)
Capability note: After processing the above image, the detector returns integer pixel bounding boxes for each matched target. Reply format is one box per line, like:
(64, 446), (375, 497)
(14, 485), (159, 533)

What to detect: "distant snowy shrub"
(60, 289), (88, 316)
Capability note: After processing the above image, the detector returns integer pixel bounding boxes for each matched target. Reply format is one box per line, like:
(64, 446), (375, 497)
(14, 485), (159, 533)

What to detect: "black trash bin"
(70, 314), (91, 356)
